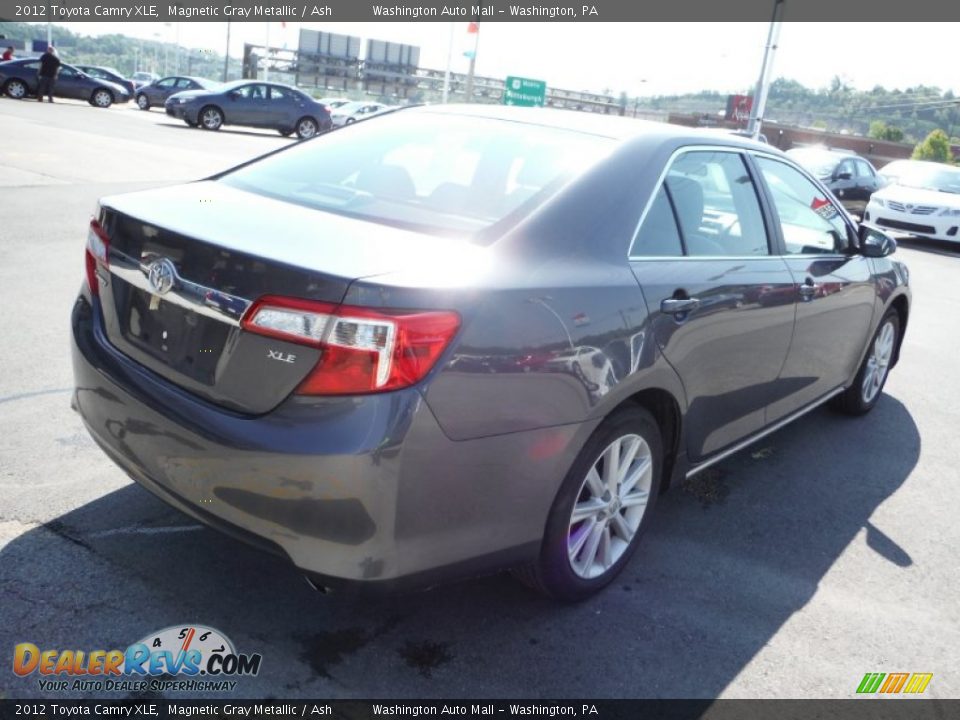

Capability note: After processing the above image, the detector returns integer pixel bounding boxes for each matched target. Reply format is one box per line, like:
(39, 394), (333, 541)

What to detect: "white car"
(318, 96), (351, 110)
(330, 101), (391, 127)
(864, 162), (960, 243)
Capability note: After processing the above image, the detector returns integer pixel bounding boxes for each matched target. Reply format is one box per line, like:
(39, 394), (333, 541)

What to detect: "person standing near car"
(2, 47), (14, 61)
(37, 46), (61, 103)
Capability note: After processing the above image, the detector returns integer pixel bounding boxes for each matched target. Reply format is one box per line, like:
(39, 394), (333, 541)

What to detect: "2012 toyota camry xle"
(71, 105), (910, 600)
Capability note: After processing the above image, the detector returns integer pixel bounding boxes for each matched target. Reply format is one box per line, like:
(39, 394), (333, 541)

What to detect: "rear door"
(752, 155), (876, 422)
(267, 86), (300, 127)
(629, 148), (797, 460)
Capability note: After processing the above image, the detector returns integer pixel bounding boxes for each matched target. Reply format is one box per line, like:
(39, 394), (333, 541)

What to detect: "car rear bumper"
(866, 202), (960, 242)
(71, 294), (581, 591)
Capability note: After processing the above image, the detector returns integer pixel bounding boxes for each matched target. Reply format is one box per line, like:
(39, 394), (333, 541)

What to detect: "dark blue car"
(165, 80), (332, 139)
(1, 58), (131, 107)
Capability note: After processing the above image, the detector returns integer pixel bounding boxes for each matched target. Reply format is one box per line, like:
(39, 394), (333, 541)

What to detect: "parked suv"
(72, 107), (910, 600)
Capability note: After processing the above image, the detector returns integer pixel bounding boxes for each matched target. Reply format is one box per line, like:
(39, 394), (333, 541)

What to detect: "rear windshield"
(220, 111), (614, 240)
(787, 149), (839, 177)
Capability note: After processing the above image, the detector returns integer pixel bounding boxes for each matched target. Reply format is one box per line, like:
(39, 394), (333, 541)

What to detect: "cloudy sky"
(32, 21), (960, 96)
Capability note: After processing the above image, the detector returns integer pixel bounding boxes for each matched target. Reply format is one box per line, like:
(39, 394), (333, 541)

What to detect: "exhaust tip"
(303, 575), (333, 595)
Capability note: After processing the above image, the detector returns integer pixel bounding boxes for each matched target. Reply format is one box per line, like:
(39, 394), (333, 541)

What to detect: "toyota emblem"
(146, 258), (177, 295)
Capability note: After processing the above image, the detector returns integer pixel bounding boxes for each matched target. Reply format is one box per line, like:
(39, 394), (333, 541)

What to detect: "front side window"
(756, 157), (852, 255)
(58, 67), (78, 79)
(220, 112), (613, 239)
(156, 78), (176, 89)
(856, 160), (876, 179)
(233, 84), (267, 100)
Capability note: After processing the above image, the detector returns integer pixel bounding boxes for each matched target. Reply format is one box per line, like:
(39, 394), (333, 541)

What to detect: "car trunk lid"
(96, 181), (480, 414)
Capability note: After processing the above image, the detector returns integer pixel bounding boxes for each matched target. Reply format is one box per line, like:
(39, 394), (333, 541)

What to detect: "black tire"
(831, 310), (900, 416)
(344, 117), (356, 125)
(5, 79), (28, 100)
(515, 405), (663, 601)
(91, 88), (113, 108)
(136, 94), (150, 110)
(295, 116), (319, 139)
(199, 105), (224, 131)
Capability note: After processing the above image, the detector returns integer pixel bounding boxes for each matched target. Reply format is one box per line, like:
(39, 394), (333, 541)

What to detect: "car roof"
(403, 104), (776, 150)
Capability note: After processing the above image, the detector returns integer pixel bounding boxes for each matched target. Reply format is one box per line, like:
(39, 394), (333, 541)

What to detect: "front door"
(752, 156), (877, 423)
(629, 149), (797, 461)
(54, 66), (86, 100)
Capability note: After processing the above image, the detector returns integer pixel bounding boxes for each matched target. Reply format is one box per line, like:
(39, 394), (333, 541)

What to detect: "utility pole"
(264, 22), (270, 81)
(747, 0), (786, 139)
(442, 22), (454, 103)
(223, 22), (231, 82)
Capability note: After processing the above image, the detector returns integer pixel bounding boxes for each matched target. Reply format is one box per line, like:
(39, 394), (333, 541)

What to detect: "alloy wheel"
(93, 90), (112, 108)
(861, 319), (895, 404)
(567, 433), (653, 579)
(297, 118), (318, 139)
(201, 108), (223, 130)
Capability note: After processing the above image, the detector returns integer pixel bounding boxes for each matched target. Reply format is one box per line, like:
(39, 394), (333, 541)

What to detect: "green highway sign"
(503, 76), (547, 107)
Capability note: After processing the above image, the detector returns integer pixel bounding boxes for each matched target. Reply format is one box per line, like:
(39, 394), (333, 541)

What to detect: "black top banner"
(1, 700), (959, 720)
(0, 0), (959, 22)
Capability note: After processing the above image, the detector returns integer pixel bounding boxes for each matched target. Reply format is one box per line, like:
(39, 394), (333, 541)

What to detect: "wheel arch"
(888, 292), (910, 368)
(612, 387), (683, 494)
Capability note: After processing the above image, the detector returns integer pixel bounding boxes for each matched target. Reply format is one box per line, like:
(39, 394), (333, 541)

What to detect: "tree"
(869, 120), (904, 142)
(912, 129), (954, 163)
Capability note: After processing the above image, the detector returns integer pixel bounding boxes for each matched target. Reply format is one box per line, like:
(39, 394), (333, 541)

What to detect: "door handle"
(660, 297), (701, 314)
(798, 281), (818, 300)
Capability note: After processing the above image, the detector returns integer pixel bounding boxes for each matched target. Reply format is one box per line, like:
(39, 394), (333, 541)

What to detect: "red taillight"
(85, 218), (110, 296)
(241, 295), (460, 395)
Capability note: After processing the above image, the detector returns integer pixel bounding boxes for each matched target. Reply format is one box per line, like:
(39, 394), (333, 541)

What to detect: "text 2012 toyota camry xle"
(72, 106), (910, 600)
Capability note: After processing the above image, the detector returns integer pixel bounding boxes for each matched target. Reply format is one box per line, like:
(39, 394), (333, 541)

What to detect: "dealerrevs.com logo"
(13, 625), (262, 693)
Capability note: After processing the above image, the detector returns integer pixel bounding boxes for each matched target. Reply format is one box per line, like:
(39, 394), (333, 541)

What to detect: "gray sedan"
(164, 80), (332, 139)
(135, 75), (219, 110)
(71, 106), (910, 600)
(1, 58), (131, 107)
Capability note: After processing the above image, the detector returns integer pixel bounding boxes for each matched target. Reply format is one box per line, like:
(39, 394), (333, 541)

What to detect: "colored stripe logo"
(857, 672), (933, 694)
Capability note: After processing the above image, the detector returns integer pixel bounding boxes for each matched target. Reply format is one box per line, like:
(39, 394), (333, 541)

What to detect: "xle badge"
(268, 350), (296, 364)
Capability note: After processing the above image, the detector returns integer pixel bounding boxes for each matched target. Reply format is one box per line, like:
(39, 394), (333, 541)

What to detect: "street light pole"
(747, 0), (786, 139)
(223, 22), (231, 82)
(464, 22), (479, 103)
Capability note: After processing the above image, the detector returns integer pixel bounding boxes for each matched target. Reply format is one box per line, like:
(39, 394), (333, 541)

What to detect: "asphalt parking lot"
(1, 97), (959, 700)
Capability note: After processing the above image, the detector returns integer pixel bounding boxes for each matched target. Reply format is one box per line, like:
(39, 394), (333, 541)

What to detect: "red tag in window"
(811, 196), (839, 220)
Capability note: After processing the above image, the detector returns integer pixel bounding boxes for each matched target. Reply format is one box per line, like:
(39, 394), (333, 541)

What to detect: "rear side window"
(631, 187), (683, 257)
(632, 150), (769, 258)
(221, 112), (614, 239)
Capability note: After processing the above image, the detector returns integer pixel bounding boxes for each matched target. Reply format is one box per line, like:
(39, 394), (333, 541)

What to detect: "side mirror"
(835, 170), (853, 181)
(228, 92), (239, 101)
(859, 223), (897, 257)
